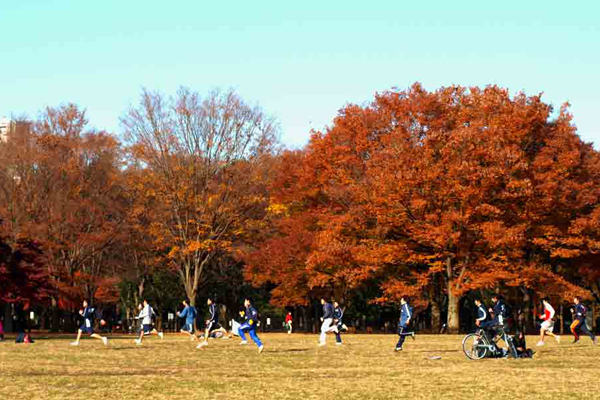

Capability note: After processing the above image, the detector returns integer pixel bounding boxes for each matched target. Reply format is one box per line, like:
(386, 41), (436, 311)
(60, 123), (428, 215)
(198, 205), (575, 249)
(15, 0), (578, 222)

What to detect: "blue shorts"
(181, 323), (193, 333)
(80, 325), (93, 335)
(143, 324), (153, 334)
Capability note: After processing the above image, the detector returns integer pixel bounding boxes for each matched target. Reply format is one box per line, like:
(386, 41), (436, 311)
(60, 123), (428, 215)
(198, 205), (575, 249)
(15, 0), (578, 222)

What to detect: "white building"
(0, 117), (9, 142)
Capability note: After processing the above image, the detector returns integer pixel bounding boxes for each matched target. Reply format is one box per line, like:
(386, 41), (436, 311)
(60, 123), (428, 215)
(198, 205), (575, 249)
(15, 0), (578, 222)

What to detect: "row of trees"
(1, 84), (599, 333)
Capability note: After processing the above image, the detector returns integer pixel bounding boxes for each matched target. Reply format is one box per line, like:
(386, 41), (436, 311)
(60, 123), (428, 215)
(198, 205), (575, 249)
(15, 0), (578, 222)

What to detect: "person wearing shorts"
(285, 312), (293, 334)
(537, 298), (559, 346)
(177, 299), (198, 341)
(197, 297), (227, 348)
(70, 299), (108, 346)
(135, 299), (164, 345)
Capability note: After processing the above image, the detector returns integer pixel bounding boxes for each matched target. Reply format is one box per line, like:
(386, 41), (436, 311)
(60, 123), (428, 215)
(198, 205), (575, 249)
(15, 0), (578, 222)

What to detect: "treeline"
(1, 84), (600, 333)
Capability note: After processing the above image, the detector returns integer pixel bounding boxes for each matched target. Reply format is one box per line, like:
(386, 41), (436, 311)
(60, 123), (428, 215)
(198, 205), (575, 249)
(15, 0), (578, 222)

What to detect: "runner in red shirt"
(537, 298), (560, 346)
(285, 312), (293, 334)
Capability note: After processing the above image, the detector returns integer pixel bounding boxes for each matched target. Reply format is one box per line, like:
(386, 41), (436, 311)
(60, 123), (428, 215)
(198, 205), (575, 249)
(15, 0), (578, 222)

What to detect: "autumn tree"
(0, 105), (128, 329)
(0, 234), (52, 304)
(121, 87), (279, 305)
(246, 83), (598, 333)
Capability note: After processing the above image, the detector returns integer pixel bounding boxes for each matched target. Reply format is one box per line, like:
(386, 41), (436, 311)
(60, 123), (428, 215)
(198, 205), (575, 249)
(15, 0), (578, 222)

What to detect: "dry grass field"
(0, 332), (598, 400)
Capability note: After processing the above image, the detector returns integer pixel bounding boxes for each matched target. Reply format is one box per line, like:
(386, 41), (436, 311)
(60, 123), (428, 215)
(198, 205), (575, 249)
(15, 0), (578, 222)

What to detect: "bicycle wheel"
(462, 333), (488, 360)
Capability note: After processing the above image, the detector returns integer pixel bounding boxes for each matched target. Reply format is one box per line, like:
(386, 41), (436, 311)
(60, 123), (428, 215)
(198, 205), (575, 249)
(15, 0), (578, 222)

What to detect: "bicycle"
(462, 326), (514, 360)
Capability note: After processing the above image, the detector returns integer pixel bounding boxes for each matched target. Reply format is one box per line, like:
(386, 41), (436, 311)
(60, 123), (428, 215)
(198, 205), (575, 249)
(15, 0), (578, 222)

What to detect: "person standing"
(318, 298), (336, 346)
(333, 301), (344, 346)
(177, 299), (198, 341)
(135, 299), (164, 345)
(537, 298), (560, 346)
(570, 296), (597, 344)
(395, 297), (415, 351)
(238, 297), (264, 354)
(70, 299), (108, 346)
(285, 312), (293, 334)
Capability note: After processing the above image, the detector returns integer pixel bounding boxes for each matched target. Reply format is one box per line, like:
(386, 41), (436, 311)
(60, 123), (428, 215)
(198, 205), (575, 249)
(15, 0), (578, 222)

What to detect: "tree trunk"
(447, 286), (460, 333)
(445, 256), (461, 334)
(431, 301), (441, 333)
(559, 303), (564, 335)
(4, 303), (13, 332)
(51, 296), (59, 332)
(521, 288), (532, 334)
(185, 281), (196, 307)
(137, 277), (145, 302)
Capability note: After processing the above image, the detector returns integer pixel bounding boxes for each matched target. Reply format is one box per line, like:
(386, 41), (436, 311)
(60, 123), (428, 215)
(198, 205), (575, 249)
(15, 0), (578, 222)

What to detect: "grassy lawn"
(0, 332), (598, 400)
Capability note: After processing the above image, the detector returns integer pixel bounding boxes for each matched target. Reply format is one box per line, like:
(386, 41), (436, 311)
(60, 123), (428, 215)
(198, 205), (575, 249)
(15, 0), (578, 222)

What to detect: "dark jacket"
(493, 300), (508, 324)
(322, 302), (334, 319)
(574, 304), (587, 322)
(333, 306), (343, 322)
(245, 306), (259, 327)
(208, 303), (218, 323)
(476, 304), (488, 323)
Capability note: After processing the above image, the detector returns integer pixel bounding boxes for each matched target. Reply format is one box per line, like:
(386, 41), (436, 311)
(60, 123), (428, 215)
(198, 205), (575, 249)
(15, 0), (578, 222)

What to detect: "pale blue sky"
(1, 1), (598, 148)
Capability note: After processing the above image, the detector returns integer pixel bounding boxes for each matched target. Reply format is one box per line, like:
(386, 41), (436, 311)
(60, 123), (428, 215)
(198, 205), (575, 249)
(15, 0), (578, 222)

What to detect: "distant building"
(0, 117), (31, 142)
(0, 117), (9, 142)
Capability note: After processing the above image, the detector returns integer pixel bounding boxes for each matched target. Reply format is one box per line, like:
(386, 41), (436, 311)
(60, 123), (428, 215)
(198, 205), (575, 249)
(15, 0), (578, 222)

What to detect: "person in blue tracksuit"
(333, 301), (344, 345)
(395, 297), (415, 351)
(177, 299), (198, 342)
(70, 299), (108, 346)
(238, 297), (264, 354)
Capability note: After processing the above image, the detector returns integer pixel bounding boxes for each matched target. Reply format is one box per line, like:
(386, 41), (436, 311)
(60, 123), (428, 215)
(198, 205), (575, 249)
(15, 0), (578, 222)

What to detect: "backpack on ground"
(15, 333), (33, 343)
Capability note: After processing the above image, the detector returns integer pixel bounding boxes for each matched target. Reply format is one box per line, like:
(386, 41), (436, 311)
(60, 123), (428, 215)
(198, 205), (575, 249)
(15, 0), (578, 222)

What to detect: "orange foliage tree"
(245, 84), (599, 332)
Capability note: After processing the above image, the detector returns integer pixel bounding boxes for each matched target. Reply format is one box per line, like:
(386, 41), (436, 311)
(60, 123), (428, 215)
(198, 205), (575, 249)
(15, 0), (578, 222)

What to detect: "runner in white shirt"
(537, 298), (560, 346)
(135, 299), (164, 345)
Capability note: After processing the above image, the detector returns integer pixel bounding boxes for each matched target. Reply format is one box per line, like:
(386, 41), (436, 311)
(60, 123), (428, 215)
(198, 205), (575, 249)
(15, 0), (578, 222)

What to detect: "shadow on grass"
(266, 348), (310, 353)
(20, 370), (168, 377)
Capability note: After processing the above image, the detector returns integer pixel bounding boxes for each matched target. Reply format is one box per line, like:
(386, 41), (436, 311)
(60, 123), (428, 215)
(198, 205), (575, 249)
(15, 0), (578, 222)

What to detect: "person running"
(333, 301), (344, 346)
(285, 312), (293, 334)
(395, 297), (415, 351)
(238, 297), (264, 354)
(177, 299), (198, 341)
(318, 298), (337, 346)
(537, 298), (560, 346)
(135, 299), (164, 345)
(570, 296), (597, 344)
(197, 297), (227, 348)
(70, 299), (108, 346)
